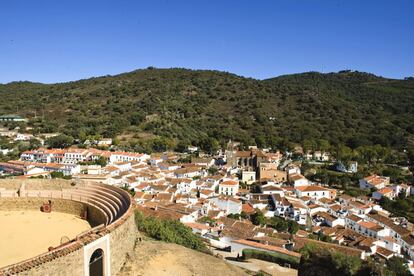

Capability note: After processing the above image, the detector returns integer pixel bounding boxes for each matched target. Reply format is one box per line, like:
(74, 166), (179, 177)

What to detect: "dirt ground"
(0, 210), (91, 268)
(118, 239), (250, 276)
(248, 259), (298, 276)
(210, 247), (298, 276)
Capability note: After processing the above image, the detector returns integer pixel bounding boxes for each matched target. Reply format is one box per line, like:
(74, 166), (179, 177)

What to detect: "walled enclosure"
(0, 179), (136, 276)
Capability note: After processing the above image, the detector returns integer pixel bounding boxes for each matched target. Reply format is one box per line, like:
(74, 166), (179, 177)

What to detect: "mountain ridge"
(0, 68), (413, 152)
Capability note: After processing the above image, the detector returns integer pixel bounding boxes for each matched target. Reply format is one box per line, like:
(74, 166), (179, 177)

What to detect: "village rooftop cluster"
(0, 141), (414, 272)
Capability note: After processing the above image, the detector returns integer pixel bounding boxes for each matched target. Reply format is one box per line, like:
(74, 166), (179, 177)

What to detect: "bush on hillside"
(135, 210), (206, 251)
(242, 248), (300, 268)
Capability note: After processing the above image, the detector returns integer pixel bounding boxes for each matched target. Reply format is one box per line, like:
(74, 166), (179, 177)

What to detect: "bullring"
(0, 179), (136, 276)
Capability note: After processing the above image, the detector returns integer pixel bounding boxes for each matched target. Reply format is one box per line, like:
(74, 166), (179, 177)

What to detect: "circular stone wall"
(0, 179), (136, 276)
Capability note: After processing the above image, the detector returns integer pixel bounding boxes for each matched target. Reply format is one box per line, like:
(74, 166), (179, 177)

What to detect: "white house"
(372, 187), (395, 200)
(176, 178), (197, 194)
(0, 148), (13, 155)
(109, 151), (149, 164)
(286, 164), (301, 175)
(63, 149), (91, 164)
(208, 196), (242, 215)
(285, 198), (309, 225)
(377, 237), (402, 254)
(158, 163), (181, 171)
(86, 165), (104, 175)
(393, 184), (411, 198)
(241, 170), (256, 185)
(345, 215), (389, 239)
(219, 180), (239, 196)
(25, 163), (80, 176)
(97, 138), (112, 147)
(289, 173), (308, 187)
(174, 167), (203, 178)
(313, 212), (344, 227)
(295, 185), (336, 200)
(14, 133), (34, 141)
(359, 175), (390, 190)
(260, 183), (285, 196)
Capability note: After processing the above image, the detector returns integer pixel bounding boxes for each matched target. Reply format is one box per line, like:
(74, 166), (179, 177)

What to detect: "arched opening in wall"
(89, 248), (104, 276)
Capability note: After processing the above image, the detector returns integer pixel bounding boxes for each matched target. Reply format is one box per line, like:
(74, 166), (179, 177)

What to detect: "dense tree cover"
(265, 71), (414, 150)
(299, 243), (411, 276)
(134, 210), (206, 251)
(385, 256), (411, 276)
(1, 69), (413, 153)
(299, 243), (362, 276)
(45, 134), (74, 148)
(379, 196), (414, 223)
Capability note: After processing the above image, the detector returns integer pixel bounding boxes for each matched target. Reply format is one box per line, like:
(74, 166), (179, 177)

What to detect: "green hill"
(0, 68), (413, 152)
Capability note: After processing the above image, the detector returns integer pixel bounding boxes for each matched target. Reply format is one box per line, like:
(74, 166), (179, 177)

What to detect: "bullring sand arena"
(0, 210), (92, 267)
(0, 179), (136, 276)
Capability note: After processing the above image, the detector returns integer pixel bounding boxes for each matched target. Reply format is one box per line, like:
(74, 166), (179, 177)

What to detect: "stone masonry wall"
(109, 209), (137, 274)
(0, 183), (135, 276)
(0, 179), (77, 190)
(13, 248), (84, 276)
(0, 198), (106, 227)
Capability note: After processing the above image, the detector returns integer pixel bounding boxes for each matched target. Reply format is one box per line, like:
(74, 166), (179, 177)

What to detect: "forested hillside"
(1, 68), (413, 152)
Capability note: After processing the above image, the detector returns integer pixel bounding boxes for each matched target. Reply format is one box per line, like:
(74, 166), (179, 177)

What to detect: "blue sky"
(0, 0), (413, 83)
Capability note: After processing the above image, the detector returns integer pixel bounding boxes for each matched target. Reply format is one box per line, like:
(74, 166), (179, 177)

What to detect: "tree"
(50, 171), (64, 179)
(175, 140), (189, 153)
(334, 144), (354, 163)
(303, 139), (317, 153)
(207, 167), (218, 175)
(385, 256), (411, 276)
(46, 134), (74, 148)
(28, 138), (42, 150)
(299, 244), (362, 276)
(287, 220), (299, 234)
(134, 210), (206, 251)
(129, 112), (145, 126)
(95, 156), (108, 167)
(200, 137), (219, 154)
(317, 139), (331, 152)
(267, 216), (288, 232)
(331, 251), (362, 275)
(250, 210), (266, 226)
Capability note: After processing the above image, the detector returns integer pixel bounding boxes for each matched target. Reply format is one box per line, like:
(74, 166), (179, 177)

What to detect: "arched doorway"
(89, 248), (104, 276)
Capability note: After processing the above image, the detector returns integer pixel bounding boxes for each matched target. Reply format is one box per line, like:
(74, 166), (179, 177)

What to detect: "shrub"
(242, 249), (300, 268)
(134, 210), (206, 251)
